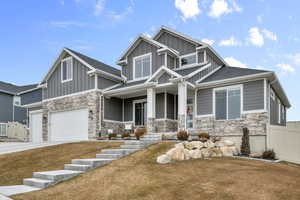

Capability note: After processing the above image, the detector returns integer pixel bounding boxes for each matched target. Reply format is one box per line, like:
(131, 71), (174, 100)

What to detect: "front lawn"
(14, 142), (300, 200)
(0, 141), (122, 186)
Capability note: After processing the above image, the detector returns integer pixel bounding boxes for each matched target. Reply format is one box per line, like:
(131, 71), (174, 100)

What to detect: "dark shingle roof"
(199, 66), (270, 83)
(0, 81), (38, 94)
(66, 48), (121, 77)
(112, 80), (146, 90)
(175, 64), (209, 76)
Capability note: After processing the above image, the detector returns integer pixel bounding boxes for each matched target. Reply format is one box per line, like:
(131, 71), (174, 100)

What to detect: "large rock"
(175, 143), (185, 149)
(183, 141), (194, 150)
(210, 148), (223, 157)
(220, 146), (238, 157)
(224, 140), (235, 147)
(189, 149), (202, 159)
(183, 149), (192, 160)
(157, 154), (171, 164)
(169, 147), (185, 161)
(201, 148), (211, 158)
(190, 141), (204, 149)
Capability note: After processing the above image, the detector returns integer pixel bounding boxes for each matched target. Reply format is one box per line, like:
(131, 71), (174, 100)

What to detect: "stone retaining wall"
(42, 91), (101, 141)
(194, 112), (268, 136)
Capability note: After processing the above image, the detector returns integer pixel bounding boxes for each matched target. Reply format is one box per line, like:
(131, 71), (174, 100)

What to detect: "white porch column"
(147, 87), (156, 133)
(178, 81), (187, 130)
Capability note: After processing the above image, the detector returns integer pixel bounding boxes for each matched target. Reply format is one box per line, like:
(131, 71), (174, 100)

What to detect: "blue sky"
(0, 0), (299, 121)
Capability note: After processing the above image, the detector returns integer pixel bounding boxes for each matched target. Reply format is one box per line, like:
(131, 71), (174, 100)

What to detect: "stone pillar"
(147, 87), (156, 133)
(178, 81), (187, 131)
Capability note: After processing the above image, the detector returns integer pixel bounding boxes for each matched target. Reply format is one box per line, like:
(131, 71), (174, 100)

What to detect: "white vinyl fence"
(0, 123), (7, 137)
(267, 122), (300, 164)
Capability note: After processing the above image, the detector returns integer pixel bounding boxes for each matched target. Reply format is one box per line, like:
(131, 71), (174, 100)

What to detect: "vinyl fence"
(0, 123), (7, 137)
(267, 122), (300, 164)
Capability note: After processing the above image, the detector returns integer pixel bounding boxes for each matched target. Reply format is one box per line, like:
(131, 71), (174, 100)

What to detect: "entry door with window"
(135, 102), (147, 126)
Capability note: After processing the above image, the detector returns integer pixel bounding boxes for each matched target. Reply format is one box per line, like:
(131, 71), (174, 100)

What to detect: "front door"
(134, 102), (147, 126)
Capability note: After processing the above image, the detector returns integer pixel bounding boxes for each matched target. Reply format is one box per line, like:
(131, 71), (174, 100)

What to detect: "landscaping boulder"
(157, 154), (171, 164)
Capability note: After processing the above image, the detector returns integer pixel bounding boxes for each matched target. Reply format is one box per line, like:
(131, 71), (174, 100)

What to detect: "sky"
(0, 0), (299, 121)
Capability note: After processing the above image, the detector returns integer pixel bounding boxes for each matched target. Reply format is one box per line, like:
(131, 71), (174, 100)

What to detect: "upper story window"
(133, 53), (151, 80)
(214, 86), (242, 120)
(61, 57), (73, 83)
(180, 53), (196, 68)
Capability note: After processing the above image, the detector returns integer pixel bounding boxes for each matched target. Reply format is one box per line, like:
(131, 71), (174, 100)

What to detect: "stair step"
(72, 158), (113, 167)
(101, 149), (137, 155)
(120, 145), (145, 149)
(96, 154), (123, 159)
(23, 178), (54, 189)
(33, 170), (83, 182)
(64, 164), (93, 172)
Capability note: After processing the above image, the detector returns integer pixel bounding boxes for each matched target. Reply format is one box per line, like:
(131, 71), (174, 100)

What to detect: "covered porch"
(102, 80), (195, 134)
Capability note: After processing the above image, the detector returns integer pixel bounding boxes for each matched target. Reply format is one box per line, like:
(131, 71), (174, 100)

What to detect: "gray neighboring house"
(21, 26), (290, 153)
(0, 81), (41, 137)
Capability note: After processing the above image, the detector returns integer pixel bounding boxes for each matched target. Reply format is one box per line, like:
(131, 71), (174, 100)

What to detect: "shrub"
(177, 130), (189, 141)
(241, 127), (250, 156)
(108, 133), (117, 140)
(121, 132), (130, 139)
(198, 132), (210, 142)
(262, 150), (276, 160)
(135, 128), (146, 140)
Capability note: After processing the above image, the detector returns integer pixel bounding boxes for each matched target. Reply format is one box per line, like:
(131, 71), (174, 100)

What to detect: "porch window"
(180, 53), (196, 67)
(133, 53), (151, 79)
(215, 87), (241, 120)
(61, 57), (73, 82)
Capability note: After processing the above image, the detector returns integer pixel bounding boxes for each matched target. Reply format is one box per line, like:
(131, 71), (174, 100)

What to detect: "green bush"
(241, 127), (250, 156)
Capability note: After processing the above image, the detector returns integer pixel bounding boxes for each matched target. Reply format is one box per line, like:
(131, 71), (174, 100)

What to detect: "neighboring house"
(0, 81), (40, 137)
(20, 26), (290, 153)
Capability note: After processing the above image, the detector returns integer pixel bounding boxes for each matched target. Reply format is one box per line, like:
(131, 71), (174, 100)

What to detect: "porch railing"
(0, 123), (8, 137)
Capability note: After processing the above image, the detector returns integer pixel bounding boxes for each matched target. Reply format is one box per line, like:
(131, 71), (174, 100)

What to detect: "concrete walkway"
(0, 142), (68, 155)
(0, 185), (41, 196)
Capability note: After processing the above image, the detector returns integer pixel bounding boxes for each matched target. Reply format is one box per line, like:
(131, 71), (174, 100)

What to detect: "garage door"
(30, 111), (43, 143)
(49, 108), (88, 142)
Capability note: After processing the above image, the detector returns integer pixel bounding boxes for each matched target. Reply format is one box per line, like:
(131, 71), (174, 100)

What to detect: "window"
(13, 96), (21, 106)
(61, 57), (73, 82)
(133, 53), (151, 79)
(215, 86), (241, 120)
(180, 53), (196, 67)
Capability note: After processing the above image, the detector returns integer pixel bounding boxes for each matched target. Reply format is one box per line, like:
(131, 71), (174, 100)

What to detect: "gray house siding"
(0, 93), (13, 123)
(21, 89), (42, 105)
(104, 97), (123, 121)
(167, 55), (176, 68)
(198, 51), (205, 63)
(123, 40), (164, 81)
(44, 57), (95, 99)
(98, 76), (118, 89)
(156, 32), (196, 55)
(13, 106), (27, 124)
(270, 87), (286, 126)
(243, 80), (264, 111)
(158, 73), (171, 84)
(167, 93), (175, 119)
(156, 93), (165, 119)
(124, 96), (147, 122)
(197, 88), (213, 115)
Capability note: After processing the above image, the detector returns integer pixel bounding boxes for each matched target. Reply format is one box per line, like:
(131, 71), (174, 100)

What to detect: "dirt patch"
(14, 142), (300, 200)
(0, 141), (122, 186)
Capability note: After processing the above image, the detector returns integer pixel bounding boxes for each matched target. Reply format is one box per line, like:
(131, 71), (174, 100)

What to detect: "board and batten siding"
(21, 89), (42, 105)
(167, 93), (175, 119)
(197, 80), (266, 116)
(158, 73), (171, 84)
(43, 57), (95, 99)
(270, 87), (286, 126)
(123, 40), (164, 81)
(123, 96), (146, 122)
(156, 32), (196, 55)
(0, 93), (13, 123)
(97, 76), (119, 90)
(104, 97), (123, 121)
(243, 80), (265, 111)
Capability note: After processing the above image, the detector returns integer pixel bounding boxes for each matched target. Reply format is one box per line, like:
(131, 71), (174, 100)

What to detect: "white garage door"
(30, 111), (43, 143)
(49, 108), (88, 142)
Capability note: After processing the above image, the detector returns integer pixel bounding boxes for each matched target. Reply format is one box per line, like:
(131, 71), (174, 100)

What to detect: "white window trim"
(61, 57), (73, 83)
(278, 101), (281, 124)
(213, 84), (243, 121)
(13, 96), (21, 106)
(179, 52), (197, 69)
(132, 99), (147, 126)
(133, 53), (152, 81)
(270, 87), (275, 101)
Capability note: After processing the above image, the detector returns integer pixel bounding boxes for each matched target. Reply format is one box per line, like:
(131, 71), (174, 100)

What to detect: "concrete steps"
(21, 140), (158, 191)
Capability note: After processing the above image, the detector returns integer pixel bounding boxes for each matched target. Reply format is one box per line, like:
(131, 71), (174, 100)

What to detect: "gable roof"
(0, 81), (38, 95)
(41, 48), (122, 84)
(117, 34), (179, 64)
(152, 26), (227, 66)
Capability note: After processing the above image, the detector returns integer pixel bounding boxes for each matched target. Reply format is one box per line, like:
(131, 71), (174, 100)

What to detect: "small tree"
(241, 127), (250, 156)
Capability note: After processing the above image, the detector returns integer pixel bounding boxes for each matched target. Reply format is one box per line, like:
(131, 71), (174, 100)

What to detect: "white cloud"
(224, 57), (248, 68)
(277, 63), (295, 73)
(262, 29), (277, 41)
(201, 38), (215, 45)
(219, 36), (242, 46)
(60, 1), (65, 6)
(175, 0), (201, 20)
(208, 0), (241, 18)
(50, 21), (87, 29)
(94, 0), (105, 16)
(107, 6), (133, 21)
(248, 27), (264, 47)
(257, 15), (262, 23)
(285, 53), (300, 65)
(143, 33), (152, 38)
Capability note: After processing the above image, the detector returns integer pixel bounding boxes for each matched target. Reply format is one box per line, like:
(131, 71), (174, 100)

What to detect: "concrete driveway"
(0, 142), (66, 155)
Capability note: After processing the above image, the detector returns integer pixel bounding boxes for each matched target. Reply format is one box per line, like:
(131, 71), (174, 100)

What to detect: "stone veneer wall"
(194, 112), (269, 136)
(42, 91), (101, 141)
(153, 119), (178, 133)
